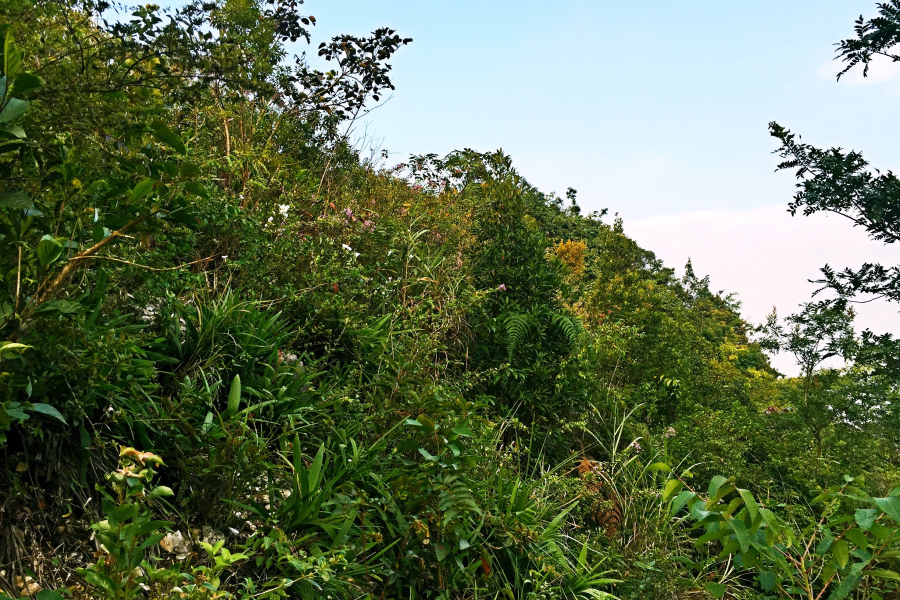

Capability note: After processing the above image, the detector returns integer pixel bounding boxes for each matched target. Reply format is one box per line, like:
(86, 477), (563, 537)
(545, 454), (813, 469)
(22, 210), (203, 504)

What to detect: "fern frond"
(504, 311), (531, 360)
(551, 312), (584, 347)
(439, 474), (482, 522)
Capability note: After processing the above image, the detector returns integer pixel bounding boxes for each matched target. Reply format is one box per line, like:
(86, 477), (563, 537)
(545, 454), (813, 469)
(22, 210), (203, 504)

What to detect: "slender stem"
(68, 254), (218, 272)
(14, 245), (22, 314)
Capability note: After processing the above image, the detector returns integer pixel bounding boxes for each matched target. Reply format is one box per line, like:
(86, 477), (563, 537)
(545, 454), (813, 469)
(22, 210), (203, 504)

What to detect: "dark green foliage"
(0, 2), (898, 600)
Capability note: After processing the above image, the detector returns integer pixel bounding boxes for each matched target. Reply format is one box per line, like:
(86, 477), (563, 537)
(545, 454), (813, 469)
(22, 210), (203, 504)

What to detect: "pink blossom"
(497, 284), (506, 291)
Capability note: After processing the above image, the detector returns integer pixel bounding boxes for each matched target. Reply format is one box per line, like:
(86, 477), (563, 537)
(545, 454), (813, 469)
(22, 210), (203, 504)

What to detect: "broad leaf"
(131, 177), (157, 201)
(663, 478), (684, 502)
(855, 508), (878, 531)
(832, 539), (849, 568)
(30, 403), (67, 424)
(183, 181), (209, 199)
(10, 72), (41, 95)
(738, 488), (759, 521)
(36, 235), (63, 266)
(0, 97), (27, 123)
(868, 568), (900, 581)
(0, 190), (32, 209)
(730, 517), (750, 553)
(434, 542), (449, 561)
(0, 342), (30, 358)
(708, 475), (729, 496)
(672, 490), (697, 514)
(451, 425), (473, 437)
(875, 496), (900, 523)
(418, 447), (438, 462)
(759, 571), (776, 592)
(151, 120), (186, 155)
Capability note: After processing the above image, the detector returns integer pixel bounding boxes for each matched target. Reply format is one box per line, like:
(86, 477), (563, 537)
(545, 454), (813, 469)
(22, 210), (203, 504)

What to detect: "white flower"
(342, 244), (353, 252)
(278, 204), (290, 216)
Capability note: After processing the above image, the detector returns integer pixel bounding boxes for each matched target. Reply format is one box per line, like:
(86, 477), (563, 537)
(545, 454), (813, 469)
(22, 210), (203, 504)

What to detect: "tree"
(768, 2), (900, 374)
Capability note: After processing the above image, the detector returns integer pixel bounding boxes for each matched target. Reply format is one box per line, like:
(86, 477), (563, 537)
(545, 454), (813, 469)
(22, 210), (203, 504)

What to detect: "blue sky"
(301, 0), (900, 221)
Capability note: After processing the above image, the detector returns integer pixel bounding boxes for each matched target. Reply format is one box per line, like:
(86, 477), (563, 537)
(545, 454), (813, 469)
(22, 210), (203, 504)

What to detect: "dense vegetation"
(2, 1), (900, 599)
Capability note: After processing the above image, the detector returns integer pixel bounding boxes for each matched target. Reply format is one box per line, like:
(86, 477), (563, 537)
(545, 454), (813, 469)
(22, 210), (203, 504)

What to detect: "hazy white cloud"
(625, 206), (900, 375)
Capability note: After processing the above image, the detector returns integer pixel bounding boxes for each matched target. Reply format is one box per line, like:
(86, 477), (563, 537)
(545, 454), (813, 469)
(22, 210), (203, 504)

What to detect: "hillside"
(2, 2), (900, 599)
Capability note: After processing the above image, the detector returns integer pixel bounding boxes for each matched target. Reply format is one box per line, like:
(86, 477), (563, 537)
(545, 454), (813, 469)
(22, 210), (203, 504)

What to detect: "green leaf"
(1, 124), (25, 139)
(731, 517), (750, 553)
(832, 539), (849, 568)
(817, 536), (835, 555)
(36, 235), (63, 266)
(844, 528), (868, 550)
(868, 569), (900, 581)
(5, 402), (28, 421)
(0, 190), (32, 208)
(36, 591), (64, 600)
(856, 508), (878, 531)
(737, 488), (759, 521)
(151, 120), (186, 155)
(33, 300), (82, 316)
(0, 341), (30, 359)
(131, 177), (157, 201)
(828, 572), (861, 600)
(874, 496), (900, 523)
(148, 485), (174, 498)
(227, 374), (241, 416)
(704, 582), (726, 599)
(434, 542), (449, 561)
(663, 478), (684, 502)
(179, 162), (201, 177)
(707, 484), (735, 507)
(418, 447), (438, 462)
(416, 414), (435, 433)
(672, 490), (697, 514)
(4, 33), (22, 78)
(183, 181), (209, 199)
(451, 425), (473, 437)
(80, 569), (118, 596)
(647, 462), (671, 472)
(0, 98), (28, 123)
(708, 475), (729, 496)
(10, 72), (41, 96)
(30, 403), (67, 424)
(759, 571), (776, 592)
(695, 527), (732, 546)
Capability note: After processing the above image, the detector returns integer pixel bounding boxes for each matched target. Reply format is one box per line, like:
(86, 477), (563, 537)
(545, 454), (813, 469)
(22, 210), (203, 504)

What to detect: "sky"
(153, 0), (900, 373)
